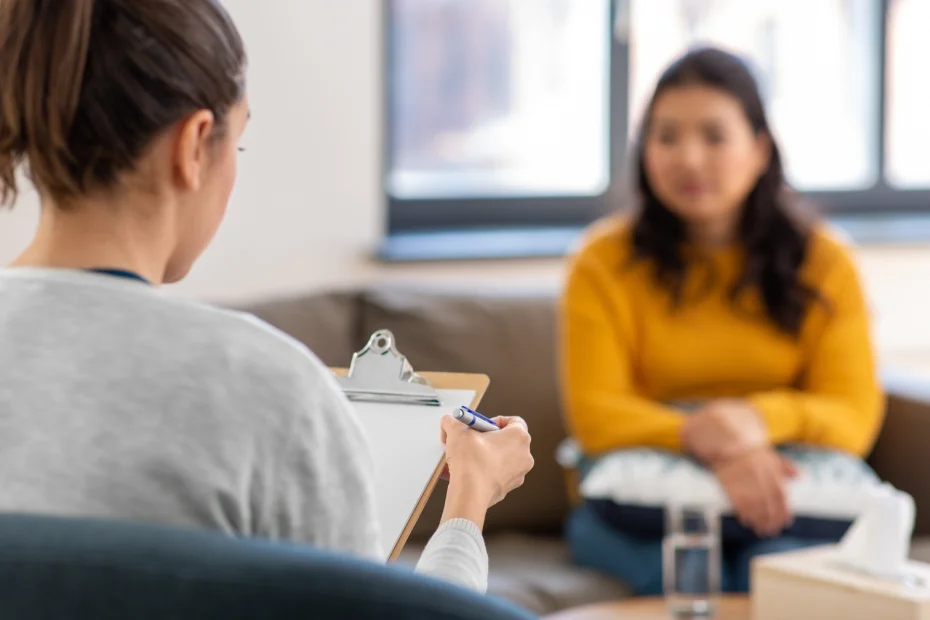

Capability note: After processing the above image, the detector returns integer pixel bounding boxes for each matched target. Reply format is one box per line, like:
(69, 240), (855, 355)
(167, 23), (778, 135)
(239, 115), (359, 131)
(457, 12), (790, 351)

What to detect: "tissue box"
(752, 546), (930, 620)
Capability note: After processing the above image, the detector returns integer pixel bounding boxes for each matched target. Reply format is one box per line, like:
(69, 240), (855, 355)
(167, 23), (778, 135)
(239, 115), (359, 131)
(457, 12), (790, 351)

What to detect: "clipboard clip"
(336, 329), (441, 406)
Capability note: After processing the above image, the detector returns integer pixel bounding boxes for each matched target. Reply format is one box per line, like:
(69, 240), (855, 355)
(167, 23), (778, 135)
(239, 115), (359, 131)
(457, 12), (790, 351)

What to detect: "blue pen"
(453, 406), (499, 432)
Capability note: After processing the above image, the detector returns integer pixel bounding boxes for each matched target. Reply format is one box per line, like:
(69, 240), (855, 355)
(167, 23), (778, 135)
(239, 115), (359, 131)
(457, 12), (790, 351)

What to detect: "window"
(385, 0), (930, 239)
(388, 0), (611, 200)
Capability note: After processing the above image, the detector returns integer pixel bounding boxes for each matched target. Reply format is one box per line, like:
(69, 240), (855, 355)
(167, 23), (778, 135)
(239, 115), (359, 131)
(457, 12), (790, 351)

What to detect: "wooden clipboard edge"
(329, 369), (490, 562)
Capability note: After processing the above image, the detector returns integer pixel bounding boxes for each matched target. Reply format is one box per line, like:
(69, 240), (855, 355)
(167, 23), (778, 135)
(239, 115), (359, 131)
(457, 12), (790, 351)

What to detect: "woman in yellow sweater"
(560, 47), (883, 594)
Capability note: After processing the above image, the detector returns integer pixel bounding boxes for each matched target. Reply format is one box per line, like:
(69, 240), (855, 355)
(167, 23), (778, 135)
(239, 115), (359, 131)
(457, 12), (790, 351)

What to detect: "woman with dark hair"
(0, 0), (534, 593)
(560, 47), (883, 593)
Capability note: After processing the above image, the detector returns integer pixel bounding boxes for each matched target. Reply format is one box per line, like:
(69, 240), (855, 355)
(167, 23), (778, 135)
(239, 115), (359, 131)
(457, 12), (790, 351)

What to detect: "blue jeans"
(567, 503), (837, 595)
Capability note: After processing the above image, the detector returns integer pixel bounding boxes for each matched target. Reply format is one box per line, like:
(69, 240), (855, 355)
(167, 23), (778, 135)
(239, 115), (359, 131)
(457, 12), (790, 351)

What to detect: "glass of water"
(663, 503), (721, 618)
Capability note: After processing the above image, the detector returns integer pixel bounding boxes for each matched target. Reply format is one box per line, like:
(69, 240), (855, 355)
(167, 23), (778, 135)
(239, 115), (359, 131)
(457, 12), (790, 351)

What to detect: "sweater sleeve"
(414, 518), (489, 593)
(748, 251), (884, 457)
(561, 255), (685, 455)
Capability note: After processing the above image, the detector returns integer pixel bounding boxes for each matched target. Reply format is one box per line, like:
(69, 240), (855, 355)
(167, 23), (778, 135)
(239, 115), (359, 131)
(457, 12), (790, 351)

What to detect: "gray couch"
(241, 286), (930, 616)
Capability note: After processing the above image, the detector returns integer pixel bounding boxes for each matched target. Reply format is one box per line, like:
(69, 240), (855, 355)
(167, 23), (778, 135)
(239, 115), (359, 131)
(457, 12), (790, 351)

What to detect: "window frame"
(383, 0), (930, 238)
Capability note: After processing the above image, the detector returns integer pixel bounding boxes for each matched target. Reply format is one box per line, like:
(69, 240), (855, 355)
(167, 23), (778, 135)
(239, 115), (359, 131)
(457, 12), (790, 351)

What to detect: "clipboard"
(331, 329), (489, 562)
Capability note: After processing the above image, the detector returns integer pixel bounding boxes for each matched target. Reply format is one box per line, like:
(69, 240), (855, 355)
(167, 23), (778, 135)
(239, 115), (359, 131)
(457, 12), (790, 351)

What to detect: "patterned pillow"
(559, 440), (883, 521)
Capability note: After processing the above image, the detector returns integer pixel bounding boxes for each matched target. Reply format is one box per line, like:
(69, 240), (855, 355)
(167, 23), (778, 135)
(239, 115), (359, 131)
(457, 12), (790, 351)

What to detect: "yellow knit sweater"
(560, 217), (884, 458)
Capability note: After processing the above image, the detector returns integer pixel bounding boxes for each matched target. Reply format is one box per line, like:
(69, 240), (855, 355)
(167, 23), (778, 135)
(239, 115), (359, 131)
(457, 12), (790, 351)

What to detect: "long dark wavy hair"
(631, 47), (819, 336)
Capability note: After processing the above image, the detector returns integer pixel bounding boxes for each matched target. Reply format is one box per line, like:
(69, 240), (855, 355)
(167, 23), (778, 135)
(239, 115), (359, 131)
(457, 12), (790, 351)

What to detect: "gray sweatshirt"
(0, 268), (488, 591)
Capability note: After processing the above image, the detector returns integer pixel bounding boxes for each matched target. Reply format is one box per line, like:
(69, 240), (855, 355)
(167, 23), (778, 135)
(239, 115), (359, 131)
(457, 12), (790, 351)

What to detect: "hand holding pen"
(438, 408), (534, 522)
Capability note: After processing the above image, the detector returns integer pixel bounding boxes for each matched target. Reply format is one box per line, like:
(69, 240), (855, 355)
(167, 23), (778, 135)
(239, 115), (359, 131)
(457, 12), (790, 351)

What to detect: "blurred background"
(1, 0), (928, 373)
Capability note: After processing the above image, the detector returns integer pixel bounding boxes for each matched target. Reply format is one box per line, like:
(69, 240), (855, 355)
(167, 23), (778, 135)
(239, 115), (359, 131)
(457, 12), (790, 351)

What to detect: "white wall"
(0, 185), (38, 269)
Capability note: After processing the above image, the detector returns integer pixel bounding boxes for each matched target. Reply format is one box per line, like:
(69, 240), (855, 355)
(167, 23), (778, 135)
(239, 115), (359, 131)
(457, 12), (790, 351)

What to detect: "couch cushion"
(397, 534), (631, 616)
(360, 286), (569, 537)
(236, 291), (361, 368)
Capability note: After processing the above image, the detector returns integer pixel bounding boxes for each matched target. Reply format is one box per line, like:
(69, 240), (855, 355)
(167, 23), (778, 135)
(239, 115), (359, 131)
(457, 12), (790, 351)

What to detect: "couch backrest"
(243, 286), (571, 538)
(241, 291), (362, 368)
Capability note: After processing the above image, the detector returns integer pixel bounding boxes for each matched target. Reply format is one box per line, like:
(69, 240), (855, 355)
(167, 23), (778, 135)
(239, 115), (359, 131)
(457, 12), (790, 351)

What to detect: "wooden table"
(545, 596), (750, 619)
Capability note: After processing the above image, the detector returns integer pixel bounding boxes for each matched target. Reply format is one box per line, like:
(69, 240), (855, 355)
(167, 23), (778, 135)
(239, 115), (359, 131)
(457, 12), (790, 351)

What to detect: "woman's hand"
(714, 448), (798, 537)
(439, 415), (535, 528)
(681, 399), (768, 465)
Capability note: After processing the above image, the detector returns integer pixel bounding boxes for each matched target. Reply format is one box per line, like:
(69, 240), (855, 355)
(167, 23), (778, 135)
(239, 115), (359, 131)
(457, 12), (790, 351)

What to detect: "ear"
(174, 110), (216, 192)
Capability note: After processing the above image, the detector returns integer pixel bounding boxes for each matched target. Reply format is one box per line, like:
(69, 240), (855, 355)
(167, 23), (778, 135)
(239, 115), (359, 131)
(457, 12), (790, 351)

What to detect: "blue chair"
(0, 514), (537, 619)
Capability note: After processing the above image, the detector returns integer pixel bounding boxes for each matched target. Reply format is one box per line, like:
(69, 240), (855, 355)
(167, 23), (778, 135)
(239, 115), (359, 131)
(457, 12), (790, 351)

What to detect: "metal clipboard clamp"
(335, 329), (441, 406)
